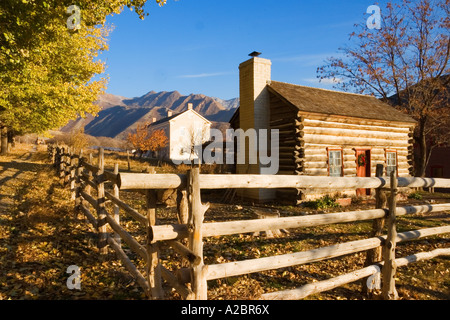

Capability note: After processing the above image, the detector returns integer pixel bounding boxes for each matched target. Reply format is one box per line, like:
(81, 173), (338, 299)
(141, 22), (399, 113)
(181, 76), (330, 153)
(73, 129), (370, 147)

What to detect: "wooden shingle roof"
(268, 81), (416, 124)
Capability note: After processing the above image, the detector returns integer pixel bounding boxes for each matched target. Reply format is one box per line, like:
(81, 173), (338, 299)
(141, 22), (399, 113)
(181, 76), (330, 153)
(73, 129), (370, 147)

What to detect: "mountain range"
(61, 91), (239, 139)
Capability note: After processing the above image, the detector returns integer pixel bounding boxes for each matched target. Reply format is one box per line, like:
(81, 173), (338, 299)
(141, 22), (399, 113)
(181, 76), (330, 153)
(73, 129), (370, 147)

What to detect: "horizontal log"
(304, 144), (409, 155)
(149, 224), (189, 242)
(277, 170), (295, 175)
(119, 173), (187, 190)
(80, 203), (98, 229)
(103, 170), (120, 185)
(167, 240), (201, 265)
(279, 159), (295, 166)
(303, 126), (409, 140)
(204, 203), (450, 238)
(303, 168), (328, 175)
(104, 191), (148, 225)
(206, 237), (383, 280)
(205, 225), (450, 280)
(118, 172), (450, 191)
(161, 266), (193, 299)
(303, 118), (411, 133)
(270, 117), (295, 127)
(303, 134), (410, 147)
(262, 265), (380, 300)
(81, 174), (97, 190)
(271, 123), (295, 130)
(107, 235), (150, 294)
(80, 190), (98, 209)
(81, 161), (100, 174)
(303, 162), (328, 169)
(201, 209), (387, 238)
(300, 112), (415, 128)
(198, 175), (450, 190)
(278, 147), (295, 153)
(261, 248), (450, 300)
(149, 203), (450, 242)
(103, 208), (148, 262)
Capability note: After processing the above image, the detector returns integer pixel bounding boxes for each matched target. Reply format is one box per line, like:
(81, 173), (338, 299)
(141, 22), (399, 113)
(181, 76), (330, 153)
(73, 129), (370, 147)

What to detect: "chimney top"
(167, 110), (173, 117)
(187, 103), (193, 110)
(249, 51), (262, 57)
(152, 117), (156, 123)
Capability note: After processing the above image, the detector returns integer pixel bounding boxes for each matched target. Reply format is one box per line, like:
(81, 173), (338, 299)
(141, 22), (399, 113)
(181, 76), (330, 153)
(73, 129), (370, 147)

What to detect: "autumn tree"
(68, 128), (90, 153)
(127, 125), (168, 158)
(0, 0), (167, 154)
(148, 128), (169, 161)
(317, 0), (449, 176)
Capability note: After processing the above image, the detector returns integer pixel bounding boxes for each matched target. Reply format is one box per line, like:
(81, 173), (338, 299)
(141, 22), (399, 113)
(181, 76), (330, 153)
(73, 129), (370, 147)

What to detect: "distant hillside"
(60, 91), (239, 139)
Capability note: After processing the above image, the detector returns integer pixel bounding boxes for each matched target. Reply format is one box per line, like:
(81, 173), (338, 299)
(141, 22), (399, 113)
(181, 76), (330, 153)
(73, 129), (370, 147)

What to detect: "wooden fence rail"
(48, 144), (450, 300)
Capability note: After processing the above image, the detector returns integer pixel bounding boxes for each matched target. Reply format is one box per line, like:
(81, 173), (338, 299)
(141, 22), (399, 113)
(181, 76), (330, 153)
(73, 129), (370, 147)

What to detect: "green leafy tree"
(0, 0), (168, 154)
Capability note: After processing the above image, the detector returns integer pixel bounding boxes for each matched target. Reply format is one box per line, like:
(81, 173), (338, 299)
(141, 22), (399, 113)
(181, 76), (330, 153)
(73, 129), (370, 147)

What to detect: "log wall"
(268, 92), (416, 202)
(301, 116), (413, 177)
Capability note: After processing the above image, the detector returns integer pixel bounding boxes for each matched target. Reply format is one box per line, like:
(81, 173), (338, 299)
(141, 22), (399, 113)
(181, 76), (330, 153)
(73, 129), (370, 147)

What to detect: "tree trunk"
(1, 126), (8, 155)
(416, 117), (428, 177)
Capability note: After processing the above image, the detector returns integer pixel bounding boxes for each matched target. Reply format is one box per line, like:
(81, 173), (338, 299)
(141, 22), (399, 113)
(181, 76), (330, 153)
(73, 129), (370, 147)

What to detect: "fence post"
(85, 155), (93, 196)
(64, 147), (71, 186)
(54, 145), (60, 169)
(188, 168), (208, 300)
(113, 163), (121, 245)
(59, 147), (66, 186)
(126, 150), (131, 171)
(382, 170), (399, 300)
(145, 187), (163, 299)
(70, 150), (76, 201)
(51, 145), (56, 164)
(97, 148), (108, 255)
(364, 164), (387, 296)
(74, 151), (84, 219)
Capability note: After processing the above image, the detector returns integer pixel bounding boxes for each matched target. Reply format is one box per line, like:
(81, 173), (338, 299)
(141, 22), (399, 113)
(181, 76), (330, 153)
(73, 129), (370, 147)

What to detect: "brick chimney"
(237, 55), (273, 201)
(239, 56), (271, 132)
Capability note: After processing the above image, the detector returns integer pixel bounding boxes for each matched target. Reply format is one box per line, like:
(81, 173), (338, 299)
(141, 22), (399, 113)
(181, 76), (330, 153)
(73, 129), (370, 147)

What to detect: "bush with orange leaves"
(127, 124), (168, 158)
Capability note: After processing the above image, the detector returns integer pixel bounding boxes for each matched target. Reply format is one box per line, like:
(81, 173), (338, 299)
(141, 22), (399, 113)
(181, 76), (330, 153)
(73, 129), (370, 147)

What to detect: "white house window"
(328, 150), (343, 177)
(386, 151), (397, 177)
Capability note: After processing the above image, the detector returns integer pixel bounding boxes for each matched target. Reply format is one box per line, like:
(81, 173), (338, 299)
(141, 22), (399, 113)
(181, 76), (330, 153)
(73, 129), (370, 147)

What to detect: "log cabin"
(230, 55), (417, 203)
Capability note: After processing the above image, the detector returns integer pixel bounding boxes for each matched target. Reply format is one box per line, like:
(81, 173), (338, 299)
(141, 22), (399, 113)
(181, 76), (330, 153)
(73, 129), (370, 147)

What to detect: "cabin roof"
(267, 81), (416, 124)
(149, 108), (212, 127)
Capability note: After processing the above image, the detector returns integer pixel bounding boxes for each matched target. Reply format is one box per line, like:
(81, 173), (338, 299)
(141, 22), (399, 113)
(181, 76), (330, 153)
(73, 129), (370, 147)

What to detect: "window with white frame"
(328, 150), (343, 177)
(386, 151), (397, 177)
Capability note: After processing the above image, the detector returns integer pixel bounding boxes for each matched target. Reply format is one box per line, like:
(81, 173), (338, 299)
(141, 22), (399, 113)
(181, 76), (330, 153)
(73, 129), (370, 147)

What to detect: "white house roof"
(149, 108), (212, 127)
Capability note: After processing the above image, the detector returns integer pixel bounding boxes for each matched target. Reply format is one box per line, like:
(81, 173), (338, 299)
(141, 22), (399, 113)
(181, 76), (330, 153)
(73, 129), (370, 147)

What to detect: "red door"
(356, 150), (371, 196)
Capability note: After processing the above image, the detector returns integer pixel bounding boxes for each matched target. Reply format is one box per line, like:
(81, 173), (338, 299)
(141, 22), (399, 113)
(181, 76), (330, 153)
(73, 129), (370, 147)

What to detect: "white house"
(148, 103), (211, 163)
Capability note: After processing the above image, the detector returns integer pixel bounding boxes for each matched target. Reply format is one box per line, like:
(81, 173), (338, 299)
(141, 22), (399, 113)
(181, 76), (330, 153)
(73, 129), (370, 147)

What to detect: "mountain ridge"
(60, 90), (239, 139)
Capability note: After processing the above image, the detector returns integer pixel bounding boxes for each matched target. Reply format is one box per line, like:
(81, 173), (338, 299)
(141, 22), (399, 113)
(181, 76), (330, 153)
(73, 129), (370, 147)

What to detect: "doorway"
(356, 149), (371, 196)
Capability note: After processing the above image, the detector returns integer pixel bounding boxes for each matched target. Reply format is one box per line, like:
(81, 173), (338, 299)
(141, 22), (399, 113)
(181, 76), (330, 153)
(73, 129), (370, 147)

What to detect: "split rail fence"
(48, 145), (450, 300)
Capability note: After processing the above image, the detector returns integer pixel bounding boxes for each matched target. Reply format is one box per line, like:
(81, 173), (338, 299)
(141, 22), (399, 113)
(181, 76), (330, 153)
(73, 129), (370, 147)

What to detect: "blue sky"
(100, 0), (379, 100)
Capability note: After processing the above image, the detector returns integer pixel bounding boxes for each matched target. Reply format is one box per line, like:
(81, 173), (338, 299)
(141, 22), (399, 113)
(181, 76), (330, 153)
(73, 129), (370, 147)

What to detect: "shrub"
(303, 195), (340, 210)
(408, 191), (423, 200)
